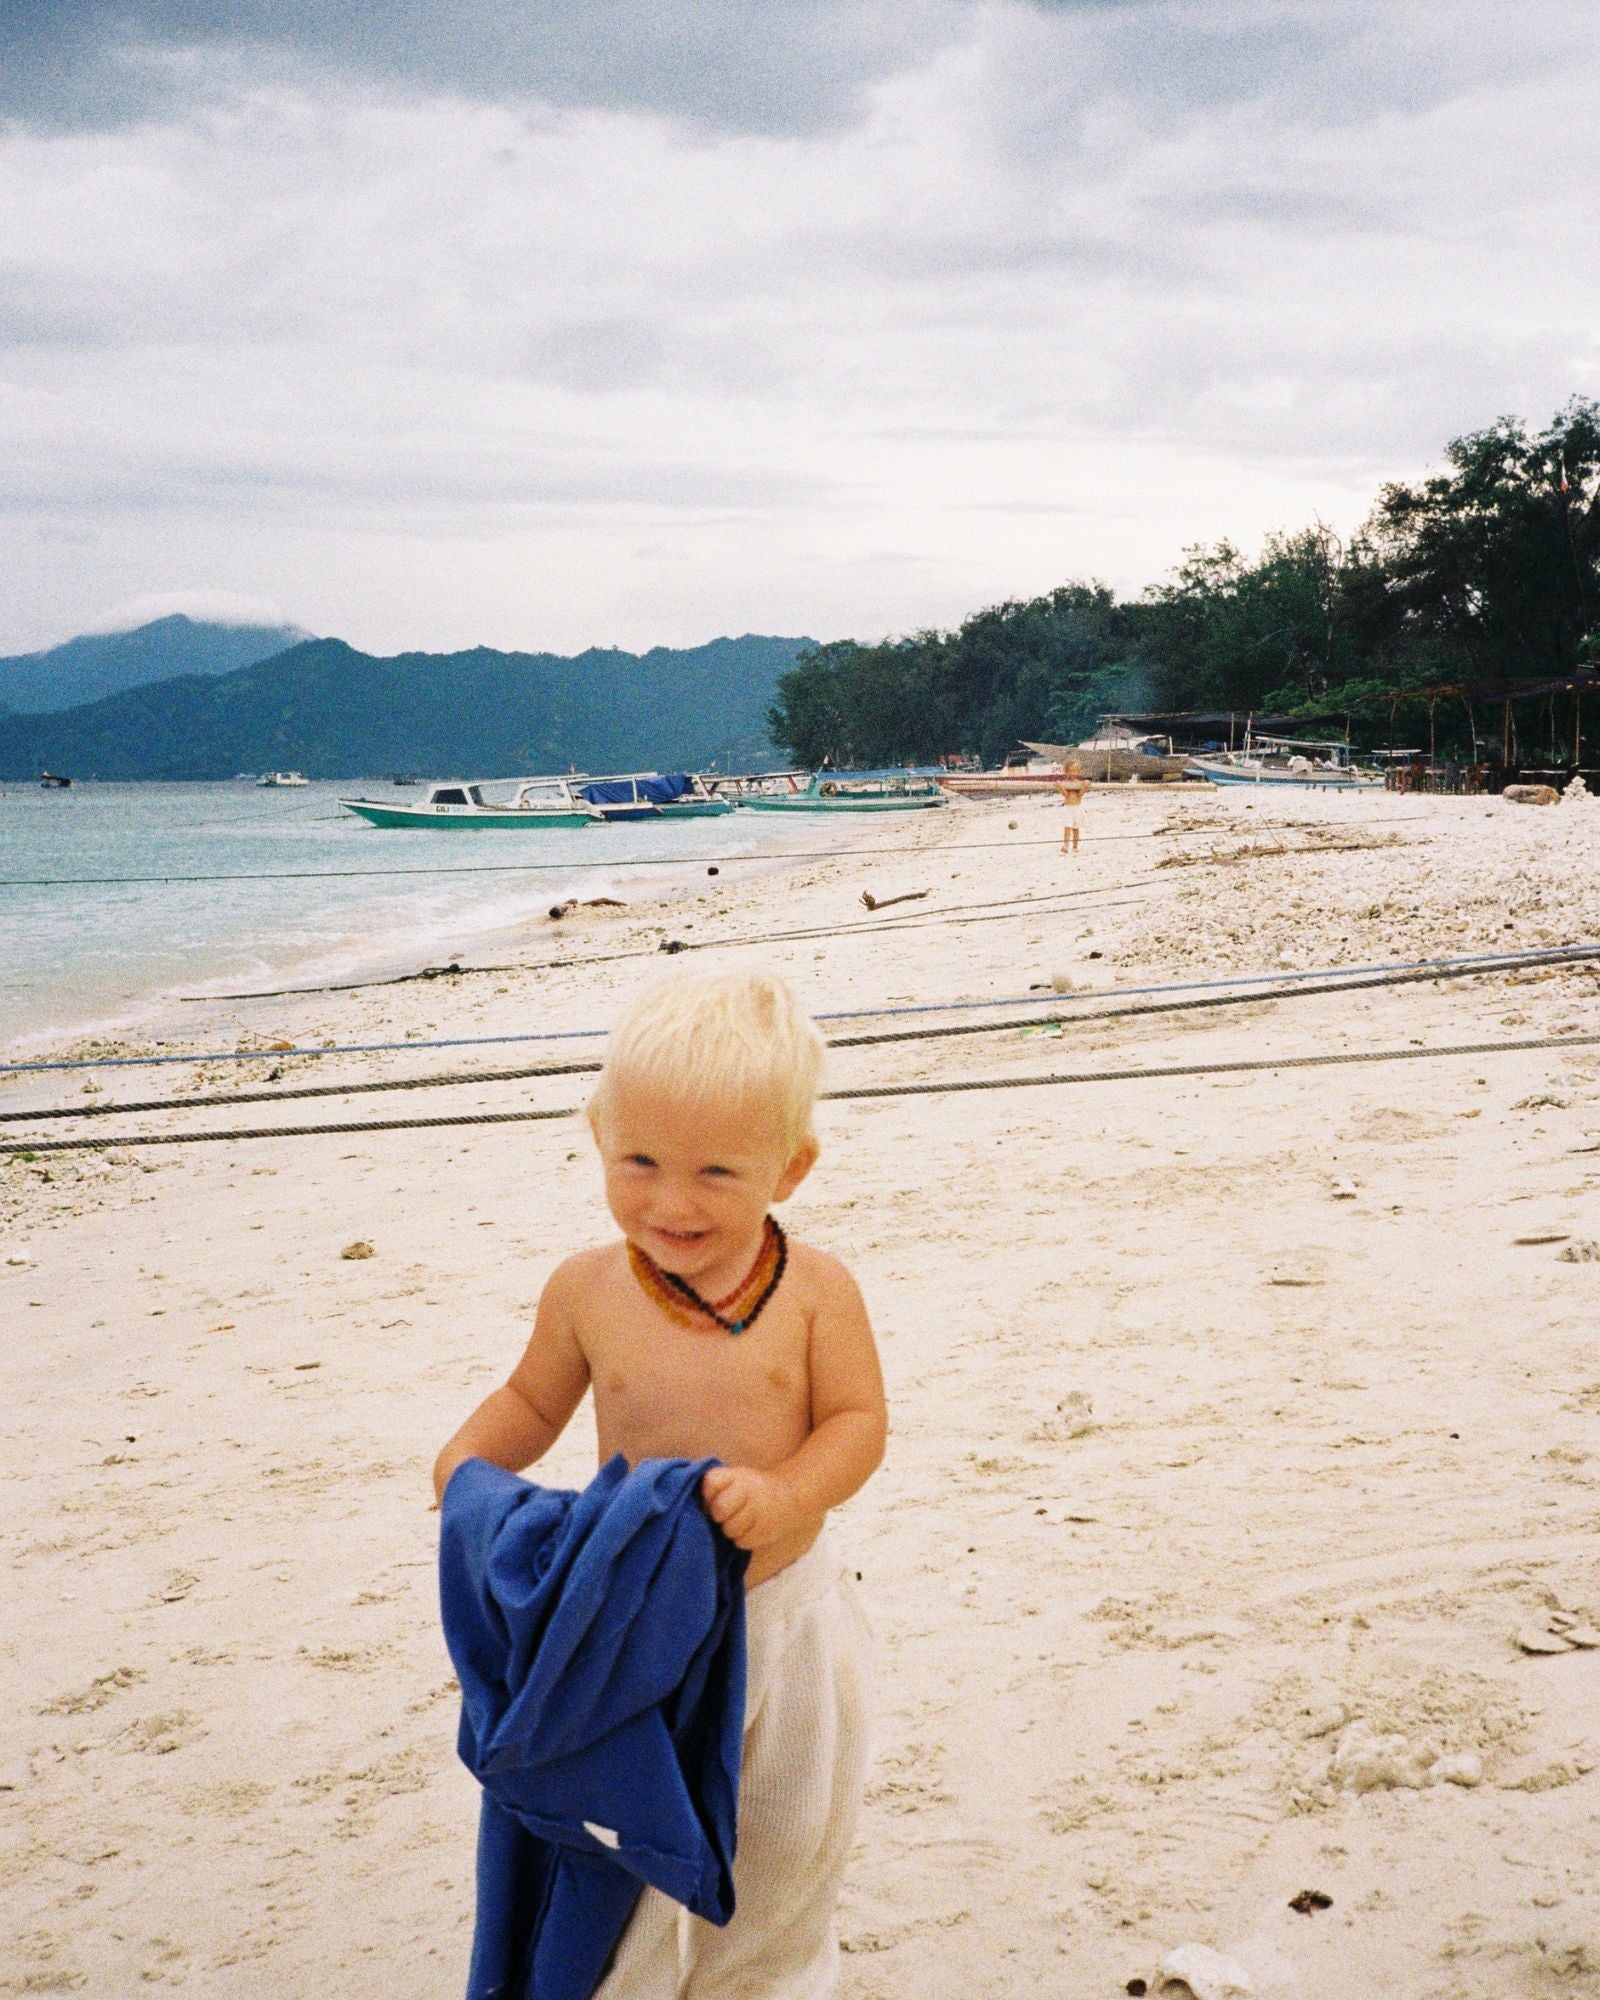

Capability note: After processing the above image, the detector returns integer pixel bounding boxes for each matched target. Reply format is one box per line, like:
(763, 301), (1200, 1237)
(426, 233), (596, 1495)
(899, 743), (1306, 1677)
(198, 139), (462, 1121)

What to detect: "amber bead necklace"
(628, 1216), (788, 1336)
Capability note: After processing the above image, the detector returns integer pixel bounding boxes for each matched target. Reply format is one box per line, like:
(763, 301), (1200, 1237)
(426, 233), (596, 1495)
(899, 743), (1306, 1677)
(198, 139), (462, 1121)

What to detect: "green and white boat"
(738, 769), (948, 813)
(339, 777), (604, 829)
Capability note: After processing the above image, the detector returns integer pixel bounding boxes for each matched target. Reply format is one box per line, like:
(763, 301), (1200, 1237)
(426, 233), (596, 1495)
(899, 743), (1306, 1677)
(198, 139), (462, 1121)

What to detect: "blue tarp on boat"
(578, 774), (694, 807)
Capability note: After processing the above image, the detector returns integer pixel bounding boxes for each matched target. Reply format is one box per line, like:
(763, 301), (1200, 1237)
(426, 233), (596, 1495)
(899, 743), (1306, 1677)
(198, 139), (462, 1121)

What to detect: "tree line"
(769, 401), (1600, 768)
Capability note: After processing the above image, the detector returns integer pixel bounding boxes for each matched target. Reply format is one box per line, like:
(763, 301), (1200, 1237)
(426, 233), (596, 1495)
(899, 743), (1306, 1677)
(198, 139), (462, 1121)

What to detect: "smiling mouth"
(651, 1227), (710, 1247)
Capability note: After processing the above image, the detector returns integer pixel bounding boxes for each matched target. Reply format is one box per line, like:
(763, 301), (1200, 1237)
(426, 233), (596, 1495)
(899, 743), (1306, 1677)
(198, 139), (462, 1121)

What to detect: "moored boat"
(257, 770), (309, 788)
(339, 777), (604, 829)
(576, 772), (733, 820)
(738, 769), (947, 812)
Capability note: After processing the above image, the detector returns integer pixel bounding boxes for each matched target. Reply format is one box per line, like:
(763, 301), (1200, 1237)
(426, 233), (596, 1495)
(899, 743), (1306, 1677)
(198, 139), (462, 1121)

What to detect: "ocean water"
(0, 780), (848, 1054)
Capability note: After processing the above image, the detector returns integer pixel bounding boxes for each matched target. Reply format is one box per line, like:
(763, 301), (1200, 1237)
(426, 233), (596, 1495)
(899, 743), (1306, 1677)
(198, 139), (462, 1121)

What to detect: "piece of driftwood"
(860, 888), (931, 912)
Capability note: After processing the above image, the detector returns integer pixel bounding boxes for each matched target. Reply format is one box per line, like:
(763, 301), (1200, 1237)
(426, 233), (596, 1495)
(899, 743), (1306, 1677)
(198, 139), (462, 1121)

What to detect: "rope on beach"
(7, 1027), (1599, 1157)
(11, 944), (1597, 1125)
(181, 885), (1165, 1001)
(0, 813), (1445, 890)
(6, 941), (1591, 1077)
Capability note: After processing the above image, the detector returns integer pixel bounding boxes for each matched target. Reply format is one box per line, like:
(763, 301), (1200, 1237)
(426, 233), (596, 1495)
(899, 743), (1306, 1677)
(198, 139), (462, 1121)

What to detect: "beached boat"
(738, 769), (948, 812)
(1023, 727), (1192, 783)
(1187, 735), (1383, 790)
(257, 770), (309, 788)
(937, 750), (1074, 798)
(338, 777), (604, 829)
(576, 772), (734, 821)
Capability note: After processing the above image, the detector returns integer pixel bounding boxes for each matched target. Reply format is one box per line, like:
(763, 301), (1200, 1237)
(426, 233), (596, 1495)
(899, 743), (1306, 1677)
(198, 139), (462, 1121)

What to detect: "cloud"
(0, 0), (1596, 654)
(4, 0), (974, 135)
(78, 588), (298, 632)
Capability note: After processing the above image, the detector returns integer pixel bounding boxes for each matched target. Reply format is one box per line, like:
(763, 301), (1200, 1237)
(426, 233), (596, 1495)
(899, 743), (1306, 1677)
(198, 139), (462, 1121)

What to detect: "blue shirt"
(439, 1455), (749, 2000)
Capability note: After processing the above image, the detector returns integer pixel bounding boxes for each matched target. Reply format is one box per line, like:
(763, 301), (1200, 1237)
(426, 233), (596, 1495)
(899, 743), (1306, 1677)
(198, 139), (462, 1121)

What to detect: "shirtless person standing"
(433, 971), (887, 1997)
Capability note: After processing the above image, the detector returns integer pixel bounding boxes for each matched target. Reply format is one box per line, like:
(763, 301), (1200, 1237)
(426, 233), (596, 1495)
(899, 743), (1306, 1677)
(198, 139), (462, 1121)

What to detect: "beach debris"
(340, 1240), (375, 1261)
(550, 897), (628, 919)
(157, 1570), (200, 1604)
(4, 1250), (31, 1266)
(1516, 1623), (1576, 1654)
(80, 1074), (102, 1095)
(41, 1665), (144, 1713)
(1287, 1890), (1332, 1915)
(1557, 1239), (1600, 1262)
(1502, 784), (1560, 805)
(1564, 775), (1590, 800)
(659, 938), (689, 954)
(1513, 1230), (1571, 1245)
(1329, 1178), (1359, 1200)
(706, 865), (719, 875)
(860, 889), (930, 912)
(1031, 1391), (1096, 1443)
(1157, 1943), (1256, 1997)
(114, 1710), (196, 1756)
(1329, 1720), (1457, 1791)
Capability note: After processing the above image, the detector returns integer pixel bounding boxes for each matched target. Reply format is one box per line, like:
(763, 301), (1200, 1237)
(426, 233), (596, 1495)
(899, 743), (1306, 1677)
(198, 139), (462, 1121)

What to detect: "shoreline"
(1, 801), (890, 1073)
(6, 783), (1600, 1998)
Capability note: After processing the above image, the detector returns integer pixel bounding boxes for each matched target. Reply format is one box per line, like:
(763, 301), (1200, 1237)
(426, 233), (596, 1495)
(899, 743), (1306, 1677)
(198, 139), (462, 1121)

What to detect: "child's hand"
(701, 1465), (802, 1551)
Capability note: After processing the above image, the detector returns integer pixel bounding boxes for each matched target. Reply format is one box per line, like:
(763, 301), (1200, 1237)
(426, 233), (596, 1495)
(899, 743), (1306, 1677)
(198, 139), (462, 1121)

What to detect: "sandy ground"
(4, 783), (1600, 1999)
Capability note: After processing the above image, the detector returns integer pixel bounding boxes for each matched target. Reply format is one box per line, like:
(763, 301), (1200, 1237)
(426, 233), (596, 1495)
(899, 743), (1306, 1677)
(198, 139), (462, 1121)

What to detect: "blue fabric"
(440, 1455), (749, 2000)
(578, 774), (693, 806)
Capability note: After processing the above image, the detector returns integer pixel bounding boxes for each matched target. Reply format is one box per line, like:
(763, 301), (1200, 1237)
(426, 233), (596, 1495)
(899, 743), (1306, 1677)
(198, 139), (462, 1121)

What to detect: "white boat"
(257, 770), (309, 788)
(1187, 733), (1383, 790)
(339, 777), (605, 829)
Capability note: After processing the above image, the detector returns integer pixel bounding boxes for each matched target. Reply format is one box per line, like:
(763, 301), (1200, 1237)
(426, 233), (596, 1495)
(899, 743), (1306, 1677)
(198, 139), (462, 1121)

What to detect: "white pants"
(594, 1534), (875, 1999)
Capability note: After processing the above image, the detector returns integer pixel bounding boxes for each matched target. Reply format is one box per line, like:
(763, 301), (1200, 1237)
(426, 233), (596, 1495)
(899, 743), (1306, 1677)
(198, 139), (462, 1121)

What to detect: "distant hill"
(0, 633), (814, 780)
(0, 615), (308, 714)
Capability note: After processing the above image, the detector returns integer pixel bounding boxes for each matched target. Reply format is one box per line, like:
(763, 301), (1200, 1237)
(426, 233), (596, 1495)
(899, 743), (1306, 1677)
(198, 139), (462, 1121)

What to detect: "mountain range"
(0, 624), (812, 780)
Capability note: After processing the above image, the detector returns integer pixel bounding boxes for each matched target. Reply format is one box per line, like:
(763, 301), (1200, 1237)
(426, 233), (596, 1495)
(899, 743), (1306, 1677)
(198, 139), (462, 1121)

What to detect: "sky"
(2, 0), (1597, 658)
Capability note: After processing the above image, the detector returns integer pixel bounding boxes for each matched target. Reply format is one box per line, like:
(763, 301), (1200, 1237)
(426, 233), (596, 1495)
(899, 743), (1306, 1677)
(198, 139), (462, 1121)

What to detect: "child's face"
(592, 1073), (816, 1288)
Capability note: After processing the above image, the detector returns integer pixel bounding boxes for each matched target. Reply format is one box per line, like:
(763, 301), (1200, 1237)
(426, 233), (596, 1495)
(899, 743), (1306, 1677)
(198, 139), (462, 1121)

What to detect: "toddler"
(434, 971), (887, 1997)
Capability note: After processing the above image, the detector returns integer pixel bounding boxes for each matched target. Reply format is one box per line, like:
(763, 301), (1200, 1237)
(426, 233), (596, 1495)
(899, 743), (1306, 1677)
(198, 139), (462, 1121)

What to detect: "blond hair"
(590, 971), (824, 1154)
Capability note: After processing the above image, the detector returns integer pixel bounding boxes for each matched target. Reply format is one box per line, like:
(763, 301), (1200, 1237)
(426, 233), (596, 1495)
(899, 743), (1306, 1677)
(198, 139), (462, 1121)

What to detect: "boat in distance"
(339, 777), (604, 829)
(738, 769), (948, 812)
(257, 770), (309, 788)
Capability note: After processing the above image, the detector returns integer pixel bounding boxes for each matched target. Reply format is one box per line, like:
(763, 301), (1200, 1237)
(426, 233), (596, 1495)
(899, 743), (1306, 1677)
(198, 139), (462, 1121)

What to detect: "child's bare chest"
(579, 1284), (813, 1471)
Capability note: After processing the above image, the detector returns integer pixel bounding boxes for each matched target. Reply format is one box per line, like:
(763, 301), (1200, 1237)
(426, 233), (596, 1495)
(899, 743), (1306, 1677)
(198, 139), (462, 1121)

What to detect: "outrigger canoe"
(738, 770), (948, 813)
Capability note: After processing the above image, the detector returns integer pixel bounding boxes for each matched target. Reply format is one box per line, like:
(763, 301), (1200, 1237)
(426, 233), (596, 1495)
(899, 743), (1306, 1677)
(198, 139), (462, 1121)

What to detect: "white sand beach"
(5, 785), (1600, 1998)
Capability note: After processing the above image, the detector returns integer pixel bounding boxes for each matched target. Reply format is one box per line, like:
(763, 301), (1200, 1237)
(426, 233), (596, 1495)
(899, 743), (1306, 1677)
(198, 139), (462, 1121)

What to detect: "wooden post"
(1503, 700), (1511, 765)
